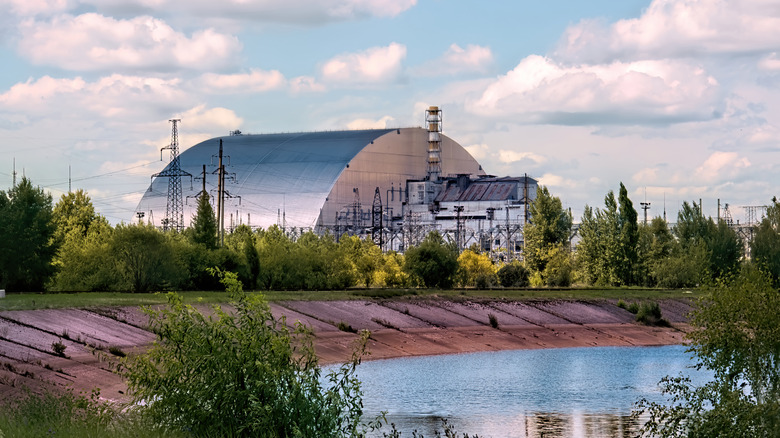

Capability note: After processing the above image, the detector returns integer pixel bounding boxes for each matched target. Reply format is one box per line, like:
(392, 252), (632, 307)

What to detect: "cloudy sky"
(1, 0), (779, 224)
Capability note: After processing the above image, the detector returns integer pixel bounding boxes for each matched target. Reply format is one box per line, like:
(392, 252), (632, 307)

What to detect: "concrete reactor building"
(136, 107), (537, 254)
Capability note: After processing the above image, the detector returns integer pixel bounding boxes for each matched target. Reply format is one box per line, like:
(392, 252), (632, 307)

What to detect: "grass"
(0, 387), (181, 438)
(0, 287), (706, 311)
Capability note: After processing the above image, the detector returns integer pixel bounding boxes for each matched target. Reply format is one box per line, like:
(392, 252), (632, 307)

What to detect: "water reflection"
(376, 411), (641, 437)
(344, 345), (710, 438)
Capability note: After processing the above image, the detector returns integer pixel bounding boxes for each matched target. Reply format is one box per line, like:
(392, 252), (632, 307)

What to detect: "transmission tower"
(372, 187), (383, 248)
(152, 119), (192, 231)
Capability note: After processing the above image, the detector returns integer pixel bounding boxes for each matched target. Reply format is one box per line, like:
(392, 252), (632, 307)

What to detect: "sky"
(1, 0), (779, 225)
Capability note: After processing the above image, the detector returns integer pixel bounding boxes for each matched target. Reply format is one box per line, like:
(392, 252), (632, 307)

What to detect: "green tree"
(51, 189), (98, 246)
(497, 261), (529, 288)
(673, 201), (742, 284)
(617, 182), (639, 284)
(576, 191), (621, 285)
(340, 235), (382, 287)
(48, 190), (117, 292)
(523, 186), (572, 275)
(750, 197), (780, 286)
(122, 269), (374, 437)
(48, 217), (115, 292)
(110, 223), (184, 292)
(456, 249), (498, 288)
(188, 191), (217, 250)
(374, 251), (409, 288)
(576, 183), (639, 286)
(639, 267), (780, 436)
(0, 177), (57, 291)
(403, 231), (459, 288)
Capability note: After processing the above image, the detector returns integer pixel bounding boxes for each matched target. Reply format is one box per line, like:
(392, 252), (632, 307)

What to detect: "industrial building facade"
(136, 108), (537, 256)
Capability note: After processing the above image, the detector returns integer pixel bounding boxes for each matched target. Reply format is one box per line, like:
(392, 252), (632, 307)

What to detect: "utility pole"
(216, 140), (225, 246)
(454, 205), (465, 252)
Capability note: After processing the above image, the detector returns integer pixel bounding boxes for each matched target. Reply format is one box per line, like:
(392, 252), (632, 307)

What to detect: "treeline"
(1, 177), (779, 292)
(525, 183), (780, 288)
(0, 178), (492, 292)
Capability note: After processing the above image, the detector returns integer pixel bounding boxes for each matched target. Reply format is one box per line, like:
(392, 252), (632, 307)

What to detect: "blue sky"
(1, 0), (778, 224)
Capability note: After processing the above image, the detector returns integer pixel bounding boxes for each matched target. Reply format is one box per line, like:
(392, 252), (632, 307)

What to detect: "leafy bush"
(403, 231), (459, 288)
(337, 321), (357, 333)
(488, 313), (499, 329)
(627, 302), (639, 314)
(497, 262), (529, 288)
(51, 341), (67, 357)
(543, 245), (573, 287)
(635, 301), (669, 326)
(457, 249), (497, 288)
(638, 267), (780, 436)
(122, 269), (376, 437)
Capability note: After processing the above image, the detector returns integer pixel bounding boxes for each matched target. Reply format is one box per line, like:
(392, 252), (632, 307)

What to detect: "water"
(339, 345), (711, 437)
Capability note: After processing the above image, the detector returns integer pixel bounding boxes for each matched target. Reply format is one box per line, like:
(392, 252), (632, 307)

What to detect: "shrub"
(616, 299), (627, 310)
(122, 268), (376, 437)
(627, 302), (640, 314)
(497, 262), (529, 288)
(635, 301), (669, 326)
(488, 313), (499, 329)
(337, 321), (357, 333)
(474, 272), (497, 289)
(51, 341), (67, 357)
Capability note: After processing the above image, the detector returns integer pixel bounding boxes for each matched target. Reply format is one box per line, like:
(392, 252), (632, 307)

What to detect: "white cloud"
(758, 52), (780, 71)
(694, 151), (751, 183)
(497, 150), (547, 165)
(468, 55), (721, 125)
(321, 42), (406, 85)
(347, 115), (395, 129)
(17, 13), (241, 72)
(175, 104), (243, 133)
(464, 143), (489, 160)
(632, 167), (659, 184)
(555, 0), (780, 63)
(538, 172), (578, 189)
(199, 69), (286, 94)
(417, 44), (493, 76)
(0, 74), (188, 119)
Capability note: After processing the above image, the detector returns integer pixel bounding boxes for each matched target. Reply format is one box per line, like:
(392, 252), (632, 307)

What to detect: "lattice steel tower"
(153, 119), (191, 231)
(425, 106), (442, 181)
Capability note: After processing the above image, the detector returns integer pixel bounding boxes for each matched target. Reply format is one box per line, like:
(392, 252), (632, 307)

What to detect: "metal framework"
(152, 119), (192, 231)
(371, 187), (383, 248)
(425, 106), (442, 181)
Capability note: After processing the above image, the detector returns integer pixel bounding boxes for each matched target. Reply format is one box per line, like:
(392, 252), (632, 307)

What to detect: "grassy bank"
(0, 287), (705, 311)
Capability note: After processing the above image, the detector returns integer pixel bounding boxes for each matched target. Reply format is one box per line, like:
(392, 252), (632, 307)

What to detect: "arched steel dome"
(135, 127), (485, 230)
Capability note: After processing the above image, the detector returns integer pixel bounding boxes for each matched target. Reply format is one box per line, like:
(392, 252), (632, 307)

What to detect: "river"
(344, 345), (711, 437)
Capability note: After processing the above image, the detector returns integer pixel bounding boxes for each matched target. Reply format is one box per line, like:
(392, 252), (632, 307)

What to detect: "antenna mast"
(152, 119), (192, 231)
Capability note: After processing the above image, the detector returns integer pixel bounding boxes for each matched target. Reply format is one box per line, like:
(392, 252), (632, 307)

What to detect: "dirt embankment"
(0, 298), (694, 404)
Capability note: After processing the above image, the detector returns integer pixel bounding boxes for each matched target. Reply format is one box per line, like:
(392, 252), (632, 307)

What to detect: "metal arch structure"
(136, 128), (485, 232)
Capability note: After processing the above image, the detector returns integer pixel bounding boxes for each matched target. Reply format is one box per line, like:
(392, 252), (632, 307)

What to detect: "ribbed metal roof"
(136, 129), (395, 228)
